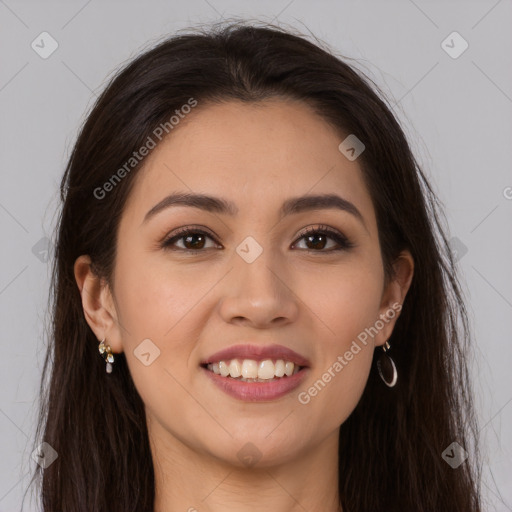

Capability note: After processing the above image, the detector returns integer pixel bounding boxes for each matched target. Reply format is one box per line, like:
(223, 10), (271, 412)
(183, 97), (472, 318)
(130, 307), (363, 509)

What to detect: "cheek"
(294, 254), (384, 347)
(112, 250), (204, 396)
(114, 248), (204, 339)
(291, 258), (383, 425)
(113, 258), (205, 437)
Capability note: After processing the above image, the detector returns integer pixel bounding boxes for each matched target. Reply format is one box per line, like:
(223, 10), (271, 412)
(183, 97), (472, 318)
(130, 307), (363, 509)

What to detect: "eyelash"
(160, 224), (354, 254)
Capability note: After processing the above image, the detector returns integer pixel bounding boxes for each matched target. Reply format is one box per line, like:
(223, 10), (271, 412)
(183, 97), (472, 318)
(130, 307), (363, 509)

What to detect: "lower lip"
(201, 366), (310, 402)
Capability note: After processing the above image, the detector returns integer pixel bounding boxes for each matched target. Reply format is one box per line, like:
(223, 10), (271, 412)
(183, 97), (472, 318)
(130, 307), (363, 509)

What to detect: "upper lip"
(201, 344), (311, 367)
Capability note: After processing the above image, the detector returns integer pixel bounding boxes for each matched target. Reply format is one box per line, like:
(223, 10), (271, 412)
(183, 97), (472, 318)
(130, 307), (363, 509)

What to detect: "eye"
(292, 225), (354, 252)
(161, 226), (220, 252)
(161, 224), (354, 253)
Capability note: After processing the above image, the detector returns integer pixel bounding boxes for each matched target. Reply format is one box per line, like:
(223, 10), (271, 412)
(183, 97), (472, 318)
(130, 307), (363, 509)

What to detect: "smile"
(200, 358), (309, 402)
(204, 358), (302, 381)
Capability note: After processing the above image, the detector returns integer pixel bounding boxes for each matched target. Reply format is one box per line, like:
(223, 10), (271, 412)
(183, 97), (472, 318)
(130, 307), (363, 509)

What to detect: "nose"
(218, 246), (299, 329)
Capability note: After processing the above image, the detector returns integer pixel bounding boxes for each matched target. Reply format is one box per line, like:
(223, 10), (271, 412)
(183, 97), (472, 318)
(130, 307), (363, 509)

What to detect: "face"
(93, 99), (409, 468)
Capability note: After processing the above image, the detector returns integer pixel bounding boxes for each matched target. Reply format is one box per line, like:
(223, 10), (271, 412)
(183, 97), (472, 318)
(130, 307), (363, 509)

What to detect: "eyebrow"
(142, 191), (366, 228)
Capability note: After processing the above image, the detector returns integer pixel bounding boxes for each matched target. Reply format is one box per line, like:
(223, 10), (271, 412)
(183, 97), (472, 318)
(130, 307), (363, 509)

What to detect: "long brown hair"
(25, 20), (482, 511)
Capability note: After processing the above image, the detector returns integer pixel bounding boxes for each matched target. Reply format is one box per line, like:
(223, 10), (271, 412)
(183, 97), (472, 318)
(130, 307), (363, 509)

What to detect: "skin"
(74, 99), (414, 512)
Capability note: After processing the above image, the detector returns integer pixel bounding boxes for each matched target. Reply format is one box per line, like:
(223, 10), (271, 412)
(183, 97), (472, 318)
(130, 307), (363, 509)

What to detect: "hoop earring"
(98, 337), (114, 374)
(376, 340), (397, 387)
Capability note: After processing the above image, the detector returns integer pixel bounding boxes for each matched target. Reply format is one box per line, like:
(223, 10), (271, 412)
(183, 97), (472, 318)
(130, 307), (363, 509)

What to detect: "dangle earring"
(98, 337), (115, 374)
(376, 340), (397, 387)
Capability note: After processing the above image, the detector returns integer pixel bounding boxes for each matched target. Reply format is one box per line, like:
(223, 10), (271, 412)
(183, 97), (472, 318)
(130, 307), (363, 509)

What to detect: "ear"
(73, 255), (124, 353)
(374, 250), (414, 347)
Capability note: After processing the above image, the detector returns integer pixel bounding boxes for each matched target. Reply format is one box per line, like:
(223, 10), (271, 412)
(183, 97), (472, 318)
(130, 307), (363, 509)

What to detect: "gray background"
(1, 0), (511, 510)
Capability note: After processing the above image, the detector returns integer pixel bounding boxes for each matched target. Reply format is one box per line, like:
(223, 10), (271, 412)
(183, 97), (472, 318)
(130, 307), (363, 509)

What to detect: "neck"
(148, 416), (342, 512)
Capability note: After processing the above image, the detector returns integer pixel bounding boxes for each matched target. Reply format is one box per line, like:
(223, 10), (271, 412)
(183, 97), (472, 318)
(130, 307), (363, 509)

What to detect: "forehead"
(122, 99), (375, 226)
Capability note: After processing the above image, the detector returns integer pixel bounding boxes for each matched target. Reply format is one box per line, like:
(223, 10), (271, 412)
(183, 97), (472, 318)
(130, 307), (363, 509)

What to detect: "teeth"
(241, 359), (258, 379)
(258, 360), (275, 380)
(219, 361), (230, 377)
(206, 358), (301, 380)
(228, 359), (242, 378)
(274, 360), (285, 377)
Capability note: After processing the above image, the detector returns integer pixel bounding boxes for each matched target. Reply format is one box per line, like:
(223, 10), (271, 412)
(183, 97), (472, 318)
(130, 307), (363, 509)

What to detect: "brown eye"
(292, 225), (354, 252)
(179, 233), (208, 250)
(161, 224), (354, 254)
(302, 232), (330, 250)
(161, 228), (219, 252)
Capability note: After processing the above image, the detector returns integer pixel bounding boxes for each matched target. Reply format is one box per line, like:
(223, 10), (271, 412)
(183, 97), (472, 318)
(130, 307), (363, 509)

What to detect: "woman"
(27, 21), (482, 511)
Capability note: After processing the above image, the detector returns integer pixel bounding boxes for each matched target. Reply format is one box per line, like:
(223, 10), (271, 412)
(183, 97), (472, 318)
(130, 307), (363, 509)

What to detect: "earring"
(98, 337), (114, 374)
(376, 340), (397, 387)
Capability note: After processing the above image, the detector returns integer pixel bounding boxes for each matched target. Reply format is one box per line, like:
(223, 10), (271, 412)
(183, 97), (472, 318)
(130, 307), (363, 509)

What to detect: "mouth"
(200, 358), (305, 382)
(199, 344), (311, 402)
